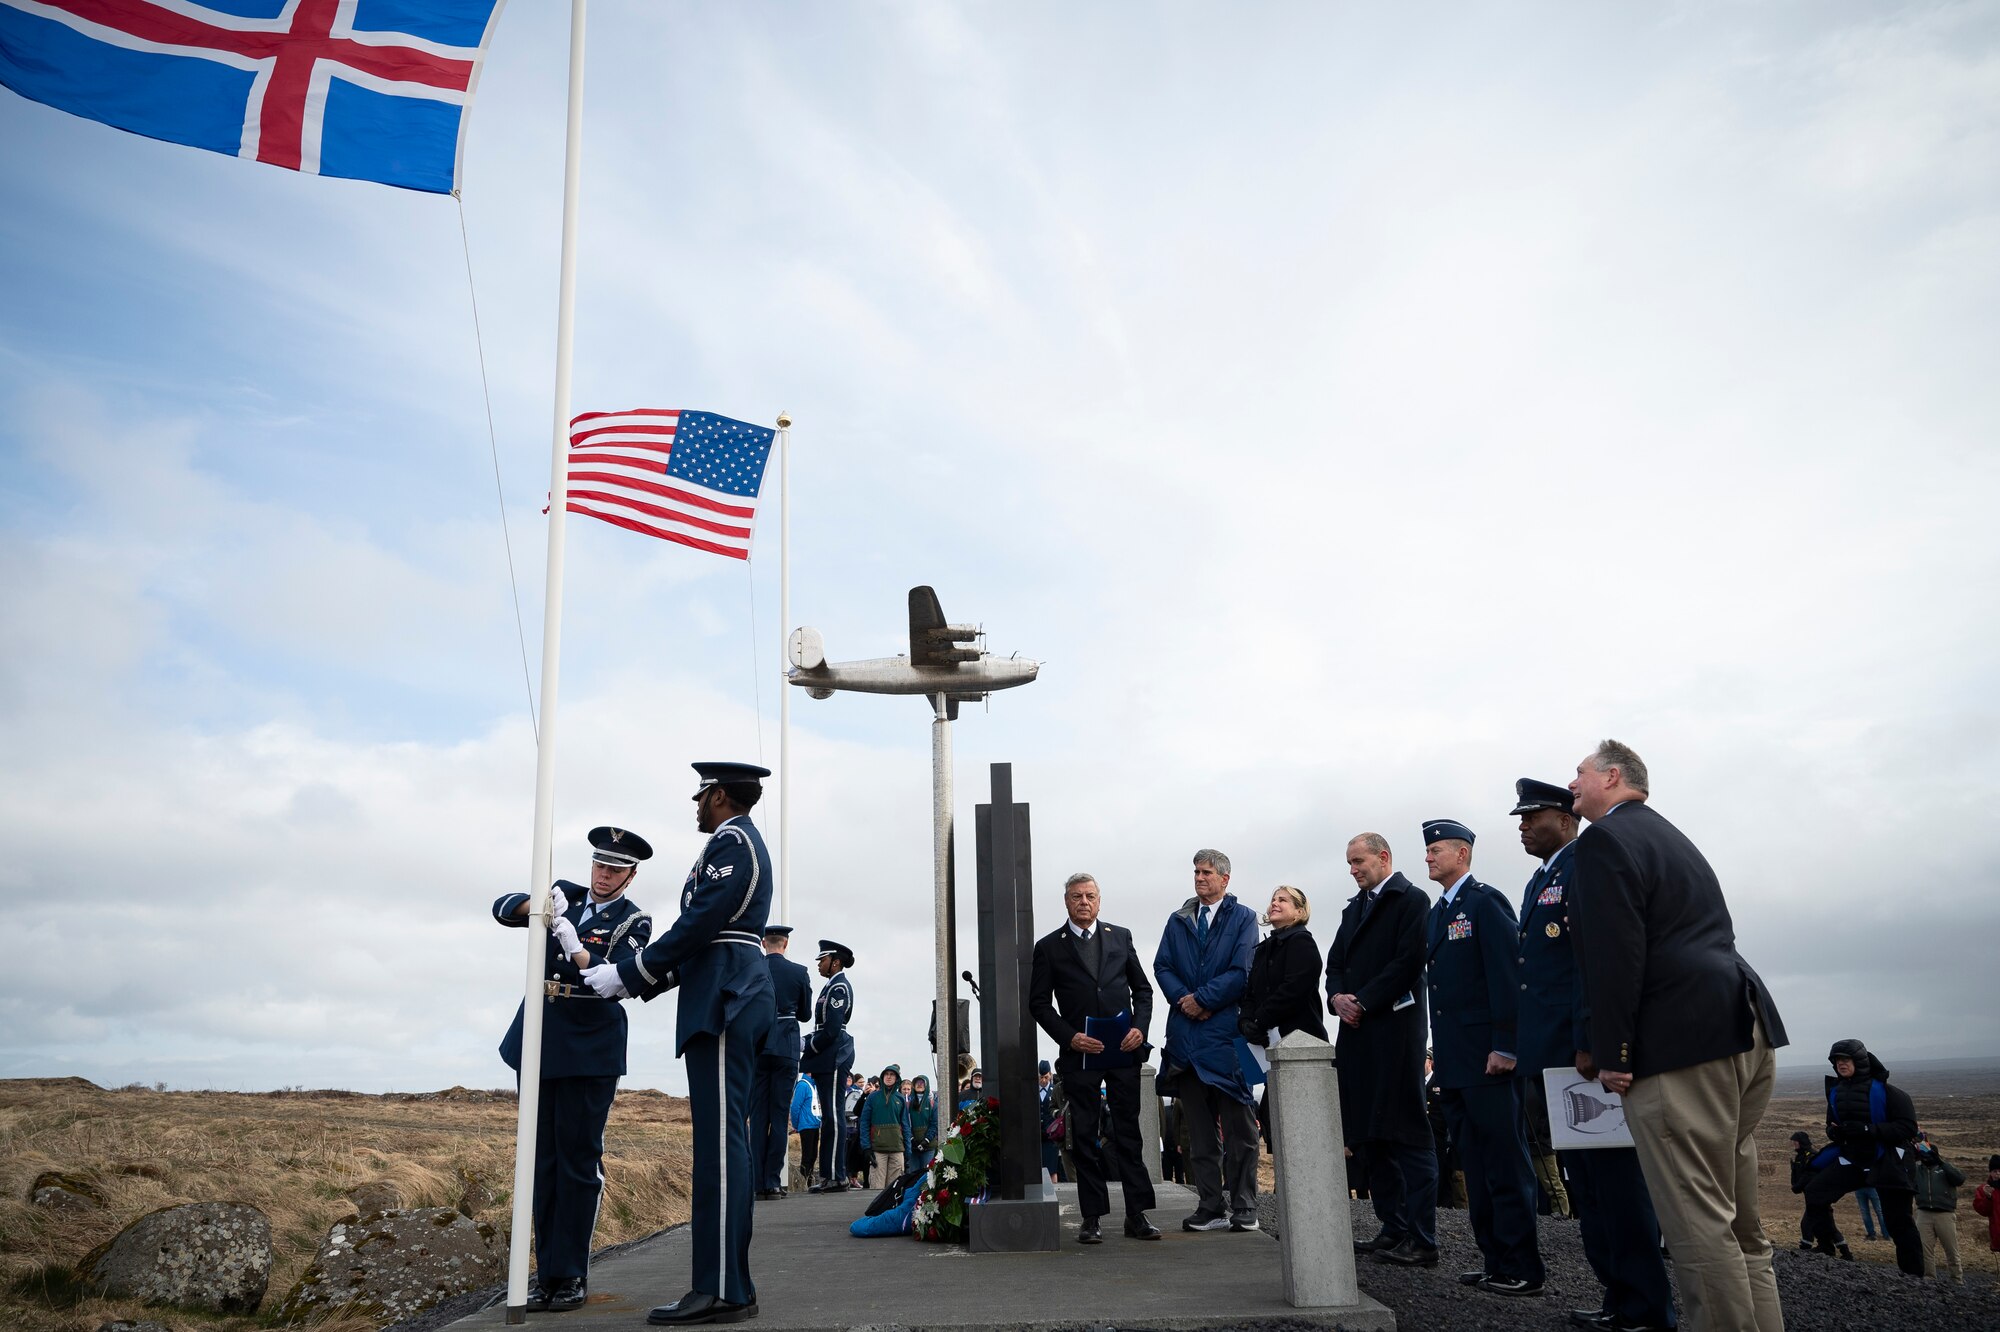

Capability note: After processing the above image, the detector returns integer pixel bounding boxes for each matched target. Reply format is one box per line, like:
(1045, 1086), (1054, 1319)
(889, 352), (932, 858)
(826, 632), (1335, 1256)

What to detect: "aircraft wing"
(908, 585), (979, 668)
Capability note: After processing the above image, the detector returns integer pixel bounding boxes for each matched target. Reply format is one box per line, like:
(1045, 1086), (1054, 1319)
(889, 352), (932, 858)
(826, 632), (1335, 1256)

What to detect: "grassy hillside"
(0, 1078), (696, 1332)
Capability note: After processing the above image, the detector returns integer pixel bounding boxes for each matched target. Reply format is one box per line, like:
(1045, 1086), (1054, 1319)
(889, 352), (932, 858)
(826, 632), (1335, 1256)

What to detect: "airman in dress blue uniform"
(580, 763), (775, 1327)
(1509, 779), (1675, 1332)
(799, 940), (856, 1192)
(1422, 818), (1546, 1298)
(494, 825), (655, 1313)
(751, 925), (814, 1199)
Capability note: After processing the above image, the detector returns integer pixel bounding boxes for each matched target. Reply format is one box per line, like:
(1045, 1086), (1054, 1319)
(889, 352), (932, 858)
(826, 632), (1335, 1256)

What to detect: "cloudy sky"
(2, 2), (1996, 1095)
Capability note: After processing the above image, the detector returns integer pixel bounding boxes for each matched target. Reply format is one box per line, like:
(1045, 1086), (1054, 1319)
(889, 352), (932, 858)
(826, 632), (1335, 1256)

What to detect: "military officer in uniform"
(1423, 818), (1546, 1298)
(799, 940), (856, 1192)
(1509, 778), (1675, 1332)
(581, 763), (775, 1327)
(494, 825), (655, 1313)
(752, 925), (813, 1200)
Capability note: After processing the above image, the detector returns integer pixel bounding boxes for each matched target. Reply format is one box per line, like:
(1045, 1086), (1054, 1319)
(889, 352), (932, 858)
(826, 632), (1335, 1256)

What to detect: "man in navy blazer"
(1569, 740), (1789, 1332)
(1029, 872), (1160, 1243)
(1423, 819), (1545, 1298)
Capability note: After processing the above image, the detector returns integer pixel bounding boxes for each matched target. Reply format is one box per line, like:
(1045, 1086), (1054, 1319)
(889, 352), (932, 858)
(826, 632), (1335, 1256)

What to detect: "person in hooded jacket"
(1788, 1131), (1852, 1259)
(1802, 1038), (1924, 1275)
(1973, 1155), (2000, 1253)
(859, 1064), (911, 1186)
(906, 1074), (938, 1173)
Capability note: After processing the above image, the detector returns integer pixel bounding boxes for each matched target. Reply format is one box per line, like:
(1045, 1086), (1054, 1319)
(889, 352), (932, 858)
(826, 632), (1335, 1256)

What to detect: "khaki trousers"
(1623, 1017), (1782, 1332)
(1917, 1208), (1961, 1279)
(871, 1149), (904, 1187)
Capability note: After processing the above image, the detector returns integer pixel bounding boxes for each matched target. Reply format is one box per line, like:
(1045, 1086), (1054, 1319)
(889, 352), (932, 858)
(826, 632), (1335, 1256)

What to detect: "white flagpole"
(777, 411), (792, 930)
(506, 1), (589, 1321)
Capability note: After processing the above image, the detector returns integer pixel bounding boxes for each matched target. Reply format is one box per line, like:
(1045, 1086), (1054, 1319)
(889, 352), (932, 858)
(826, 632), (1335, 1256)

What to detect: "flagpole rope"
(746, 556), (766, 765)
(455, 193), (541, 742)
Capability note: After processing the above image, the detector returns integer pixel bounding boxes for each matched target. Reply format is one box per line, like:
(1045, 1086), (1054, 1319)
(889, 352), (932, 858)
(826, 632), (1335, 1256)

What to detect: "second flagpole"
(505, 0), (589, 1321)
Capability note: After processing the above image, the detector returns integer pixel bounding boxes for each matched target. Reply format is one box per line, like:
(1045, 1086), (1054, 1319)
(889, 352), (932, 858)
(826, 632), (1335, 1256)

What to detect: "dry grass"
(0, 1078), (695, 1332)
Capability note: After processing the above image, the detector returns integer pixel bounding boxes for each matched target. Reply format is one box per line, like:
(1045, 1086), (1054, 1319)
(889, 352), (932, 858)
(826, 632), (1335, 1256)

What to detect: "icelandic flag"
(0, 1), (507, 194)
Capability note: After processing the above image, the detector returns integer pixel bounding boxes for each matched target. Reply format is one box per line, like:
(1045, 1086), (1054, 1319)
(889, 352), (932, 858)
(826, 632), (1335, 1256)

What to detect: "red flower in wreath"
(986, 1095), (1000, 1107)
(938, 1187), (951, 1201)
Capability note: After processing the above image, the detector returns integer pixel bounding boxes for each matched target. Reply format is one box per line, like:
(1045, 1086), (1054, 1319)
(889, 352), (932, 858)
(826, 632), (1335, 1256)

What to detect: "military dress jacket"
(799, 970), (855, 1074)
(1514, 839), (1589, 1077)
(1569, 801), (1788, 1078)
(613, 815), (774, 1055)
(760, 951), (815, 1068)
(495, 883), (652, 1079)
(1425, 876), (1523, 1090)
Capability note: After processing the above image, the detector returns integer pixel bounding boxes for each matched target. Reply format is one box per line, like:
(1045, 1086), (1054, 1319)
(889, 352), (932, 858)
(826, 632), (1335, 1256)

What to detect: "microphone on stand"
(961, 970), (981, 999)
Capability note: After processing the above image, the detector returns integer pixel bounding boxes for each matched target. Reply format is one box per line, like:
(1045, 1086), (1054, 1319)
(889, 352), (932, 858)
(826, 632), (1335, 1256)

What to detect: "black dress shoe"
(1078, 1218), (1103, 1244)
(544, 1277), (587, 1312)
(1124, 1214), (1163, 1240)
(1375, 1239), (1439, 1266)
(524, 1281), (551, 1313)
(647, 1291), (759, 1325)
(754, 1190), (782, 1201)
(1353, 1230), (1401, 1255)
(1476, 1274), (1545, 1297)
(1568, 1311), (1613, 1331)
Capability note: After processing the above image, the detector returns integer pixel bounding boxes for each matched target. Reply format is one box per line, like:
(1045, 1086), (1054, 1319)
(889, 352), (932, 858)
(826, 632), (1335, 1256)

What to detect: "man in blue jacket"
(1424, 818), (1545, 1298)
(582, 762), (775, 1326)
(752, 925), (813, 1200)
(1154, 848), (1260, 1233)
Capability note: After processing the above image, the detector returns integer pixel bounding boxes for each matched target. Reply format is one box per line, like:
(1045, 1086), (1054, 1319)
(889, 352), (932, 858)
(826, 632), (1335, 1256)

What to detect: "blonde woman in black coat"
(1240, 885), (1327, 1152)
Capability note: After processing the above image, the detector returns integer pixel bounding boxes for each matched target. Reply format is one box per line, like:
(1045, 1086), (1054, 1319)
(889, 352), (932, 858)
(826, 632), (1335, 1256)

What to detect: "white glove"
(551, 919), (583, 958)
(545, 885), (570, 919)
(582, 963), (630, 1000)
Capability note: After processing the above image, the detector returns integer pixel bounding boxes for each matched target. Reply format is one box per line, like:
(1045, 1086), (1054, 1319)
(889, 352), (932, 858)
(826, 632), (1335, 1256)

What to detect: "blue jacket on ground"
(1154, 892), (1258, 1105)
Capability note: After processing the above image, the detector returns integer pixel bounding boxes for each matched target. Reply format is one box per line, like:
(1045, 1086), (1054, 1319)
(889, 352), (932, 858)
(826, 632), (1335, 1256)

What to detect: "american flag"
(564, 409), (775, 560)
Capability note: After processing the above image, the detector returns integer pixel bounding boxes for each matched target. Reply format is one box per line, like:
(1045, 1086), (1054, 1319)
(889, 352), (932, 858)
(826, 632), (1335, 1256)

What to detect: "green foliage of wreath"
(910, 1096), (1001, 1243)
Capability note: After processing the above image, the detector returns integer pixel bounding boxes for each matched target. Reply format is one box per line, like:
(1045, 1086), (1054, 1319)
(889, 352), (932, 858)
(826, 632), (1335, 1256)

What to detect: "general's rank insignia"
(1447, 916), (1472, 940)
(1546, 922), (1561, 938)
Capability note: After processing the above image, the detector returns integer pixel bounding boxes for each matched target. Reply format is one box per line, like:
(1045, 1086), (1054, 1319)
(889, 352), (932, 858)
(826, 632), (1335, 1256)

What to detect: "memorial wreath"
(911, 1095), (1000, 1242)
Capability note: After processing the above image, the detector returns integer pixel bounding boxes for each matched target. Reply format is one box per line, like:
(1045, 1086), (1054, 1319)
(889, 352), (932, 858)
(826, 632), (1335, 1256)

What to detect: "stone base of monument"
(966, 1175), (1060, 1253)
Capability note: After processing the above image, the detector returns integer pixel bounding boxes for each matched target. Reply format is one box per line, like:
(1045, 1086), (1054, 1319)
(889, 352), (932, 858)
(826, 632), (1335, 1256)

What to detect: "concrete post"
(1269, 1031), (1357, 1308)
(1137, 1062), (1164, 1187)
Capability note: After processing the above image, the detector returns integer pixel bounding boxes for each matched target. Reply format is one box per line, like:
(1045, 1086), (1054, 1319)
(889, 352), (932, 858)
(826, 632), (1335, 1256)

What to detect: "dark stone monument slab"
(967, 762), (1056, 1251)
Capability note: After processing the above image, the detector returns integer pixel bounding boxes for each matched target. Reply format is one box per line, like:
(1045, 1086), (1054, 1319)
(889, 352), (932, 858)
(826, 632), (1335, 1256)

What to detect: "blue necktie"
(1196, 903), (1211, 950)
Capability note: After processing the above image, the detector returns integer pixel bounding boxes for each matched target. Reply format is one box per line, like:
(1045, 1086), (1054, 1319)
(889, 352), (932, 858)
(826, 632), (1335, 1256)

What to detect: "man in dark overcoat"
(1324, 832), (1437, 1267)
(1029, 871), (1160, 1243)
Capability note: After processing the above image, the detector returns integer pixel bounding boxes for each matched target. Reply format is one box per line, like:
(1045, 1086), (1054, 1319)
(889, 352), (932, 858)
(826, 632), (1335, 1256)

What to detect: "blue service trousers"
(748, 1059), (798, 1191)
(683, 1000), (773, 1305)
(531, 1075), (619, 1282)
(1563, 1145), (1676, 1326)
(808, 1065), (851, 1183)
(1441, 1081), (1545, 1284)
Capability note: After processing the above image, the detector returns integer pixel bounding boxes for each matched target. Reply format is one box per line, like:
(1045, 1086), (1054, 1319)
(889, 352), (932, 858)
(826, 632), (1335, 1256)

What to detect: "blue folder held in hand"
(1082, 1011), (1135, 1070)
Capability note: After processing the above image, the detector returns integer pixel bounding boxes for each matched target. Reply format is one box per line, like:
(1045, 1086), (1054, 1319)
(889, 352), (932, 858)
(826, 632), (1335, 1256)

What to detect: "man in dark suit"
(1029, 872), (1161, 1244)
(1325, 833), (1438, 1268)
(1508, 778), (1673, 1332)
(494, 825), (654, 1313)
(583, 762), (776, 1327)
(751, 925), (813, 1200)
(1568, 740), (1789, 1332)
(1423, 818), (1545, 1298)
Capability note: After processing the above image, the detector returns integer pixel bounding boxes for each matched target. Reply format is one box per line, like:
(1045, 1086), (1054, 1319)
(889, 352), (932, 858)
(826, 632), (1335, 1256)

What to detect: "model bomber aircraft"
(786, 586), (1039, 719)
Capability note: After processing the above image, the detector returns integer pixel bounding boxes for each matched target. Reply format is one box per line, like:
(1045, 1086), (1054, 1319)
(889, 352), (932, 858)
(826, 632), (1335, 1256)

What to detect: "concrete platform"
(449, 1182), (1393, 1331)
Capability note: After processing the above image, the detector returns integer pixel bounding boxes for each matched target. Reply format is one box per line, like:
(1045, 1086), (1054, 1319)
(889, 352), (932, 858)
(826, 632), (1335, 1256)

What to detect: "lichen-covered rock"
(346, 1181), (401, 1218)
(97, 1321), (174, 1332)
(275, 1207), (501, 1324)
(454, 1166), (493, 1218)
(31, 1170), (104, 1212)
(81, 1201), (271, 1314)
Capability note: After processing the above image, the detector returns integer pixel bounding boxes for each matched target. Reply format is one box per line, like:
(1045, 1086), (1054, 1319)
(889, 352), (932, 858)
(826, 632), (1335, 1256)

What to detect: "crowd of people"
(494, 749), (1999, 1330)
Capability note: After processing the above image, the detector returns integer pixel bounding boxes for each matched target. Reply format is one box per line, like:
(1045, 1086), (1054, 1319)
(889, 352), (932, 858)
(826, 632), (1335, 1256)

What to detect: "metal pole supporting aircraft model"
(785, 586), (1040, 1124)
(785, 586), (1039, 716)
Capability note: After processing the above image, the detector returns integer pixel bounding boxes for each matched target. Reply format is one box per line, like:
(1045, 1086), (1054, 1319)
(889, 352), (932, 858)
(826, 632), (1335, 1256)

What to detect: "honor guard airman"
(799, 939), (856, 1192)
(1421, 818), (1547, 1298)
(1509, 779), (1674, 1331)
(751, 925), (814, 1199)
(580, 763), (775, 1326)
(493, 825), (654, 1313)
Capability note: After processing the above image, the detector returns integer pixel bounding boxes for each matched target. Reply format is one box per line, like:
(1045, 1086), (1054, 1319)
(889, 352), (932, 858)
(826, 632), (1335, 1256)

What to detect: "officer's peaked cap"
(1509, 779), (1574, 817)
(1422, 818), (1476, 846)
(691, 761), (772, 799)
(817, 939), (855, 967)
(761, 924), (795, 938)
(588, 826), (654, 866)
